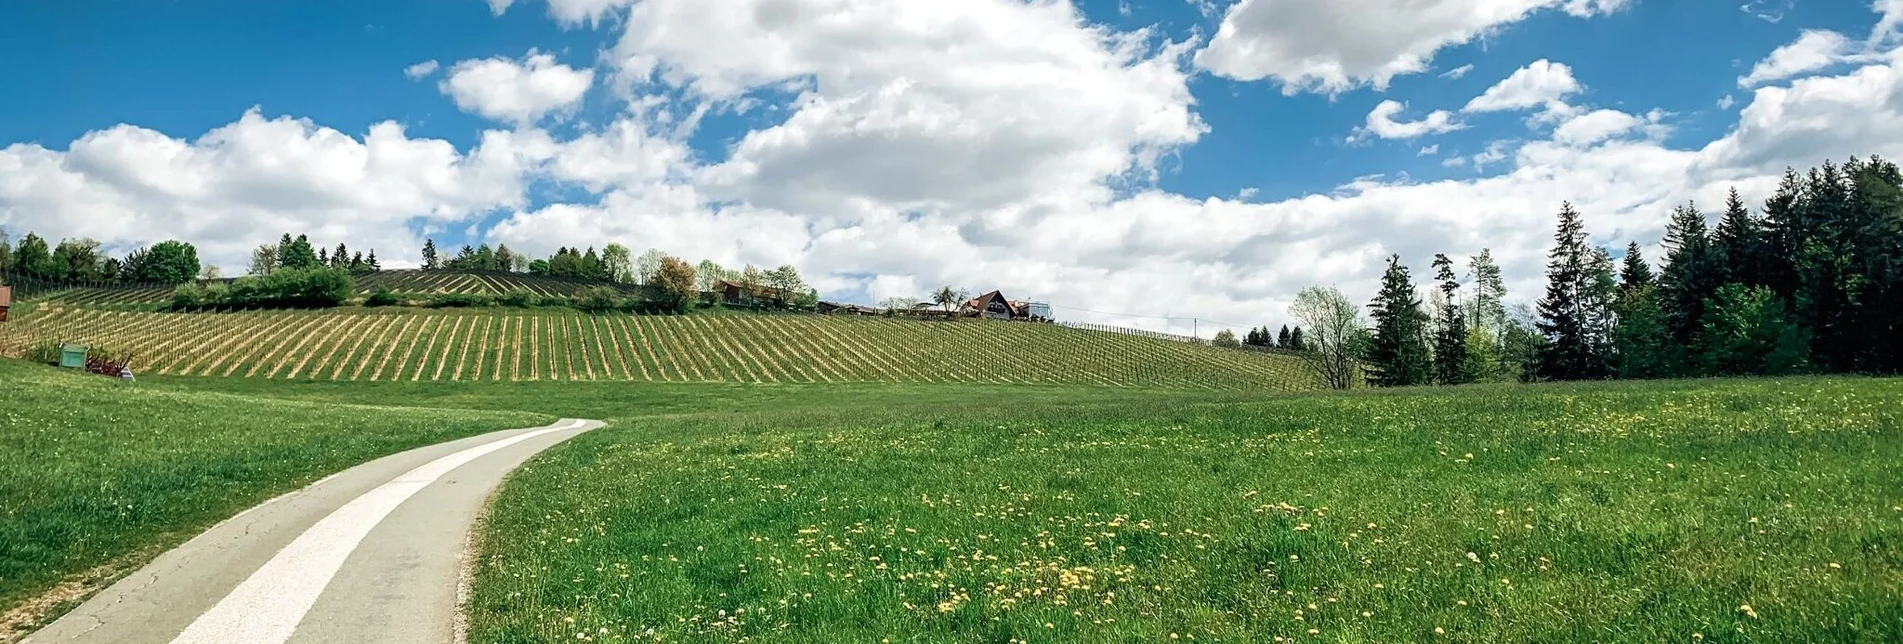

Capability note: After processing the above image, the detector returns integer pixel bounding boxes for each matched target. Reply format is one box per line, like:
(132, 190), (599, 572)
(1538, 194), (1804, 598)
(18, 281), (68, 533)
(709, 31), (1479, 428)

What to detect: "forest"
(1288, 156), (1903, 387)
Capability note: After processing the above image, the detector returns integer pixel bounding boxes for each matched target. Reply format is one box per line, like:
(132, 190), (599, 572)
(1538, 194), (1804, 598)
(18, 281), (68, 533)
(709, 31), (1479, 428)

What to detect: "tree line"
(1288, 156), (1903, 389)
(416, 238), (818, 310)
(0, 230), (211, 284)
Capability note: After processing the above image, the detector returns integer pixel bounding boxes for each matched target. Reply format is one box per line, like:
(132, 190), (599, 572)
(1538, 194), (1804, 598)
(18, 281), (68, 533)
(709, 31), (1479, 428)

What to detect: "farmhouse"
(712, 280), (772, 306)
(964, 290), (1029, 320)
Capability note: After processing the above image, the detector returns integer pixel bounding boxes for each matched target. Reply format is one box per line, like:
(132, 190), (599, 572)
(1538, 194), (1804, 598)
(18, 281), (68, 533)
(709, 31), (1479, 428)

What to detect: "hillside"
(9, 269), (647, 307)
(0, 306), (1319, 390)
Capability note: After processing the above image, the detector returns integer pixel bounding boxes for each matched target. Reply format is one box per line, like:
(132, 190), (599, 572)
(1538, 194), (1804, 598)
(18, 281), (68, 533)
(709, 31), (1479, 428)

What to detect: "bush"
(496, 291), (535, 308)
(427, 292), (493, 308)
(172, 267), (354, 310)
(576, 287), (623, 312)
(24, 339), (62, 365)
(365, 288), (400, 307)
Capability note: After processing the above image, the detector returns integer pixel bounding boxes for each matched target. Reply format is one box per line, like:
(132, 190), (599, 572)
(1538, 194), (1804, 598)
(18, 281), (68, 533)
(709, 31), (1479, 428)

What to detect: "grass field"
(419, 377), (1896, 643)
(0, 360), (550, 637)
(0, 306), (1316, 390)
(5, 362), (1898, 642)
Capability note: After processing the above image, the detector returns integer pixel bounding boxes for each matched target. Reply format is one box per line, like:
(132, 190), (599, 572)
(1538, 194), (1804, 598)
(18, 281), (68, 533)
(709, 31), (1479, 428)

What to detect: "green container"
(60, 344), (87, 369)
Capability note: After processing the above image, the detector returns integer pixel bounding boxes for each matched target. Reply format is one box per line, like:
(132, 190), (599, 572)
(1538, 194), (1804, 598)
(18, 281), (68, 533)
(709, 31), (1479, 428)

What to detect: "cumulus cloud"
(404, 59), (440, 80)
(0, 109), (549, 269)
(439, 50), (594, 124)
(1739, 30), (1857, 87)
(1354, 101), (1464, 141)
(1549, 108), (1666, 146)
(1194, 0), (1625, 94)
(606, 0), (1205, 215)
(1464, 59), (1581, 112)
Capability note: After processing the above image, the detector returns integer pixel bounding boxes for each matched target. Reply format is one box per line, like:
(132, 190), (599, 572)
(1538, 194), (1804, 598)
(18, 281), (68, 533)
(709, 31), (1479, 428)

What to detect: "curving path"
(24, 419), (602, 644)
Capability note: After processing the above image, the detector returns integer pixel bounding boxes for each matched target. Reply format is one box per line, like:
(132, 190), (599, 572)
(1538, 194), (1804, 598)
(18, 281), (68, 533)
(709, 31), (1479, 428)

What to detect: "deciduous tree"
(1289, 286), (1361, 390)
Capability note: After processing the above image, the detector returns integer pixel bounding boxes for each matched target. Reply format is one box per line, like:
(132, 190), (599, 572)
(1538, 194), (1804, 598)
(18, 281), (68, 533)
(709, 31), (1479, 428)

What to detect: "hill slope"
(0, 307), (1319, 390)
(13, 269), (646, 307)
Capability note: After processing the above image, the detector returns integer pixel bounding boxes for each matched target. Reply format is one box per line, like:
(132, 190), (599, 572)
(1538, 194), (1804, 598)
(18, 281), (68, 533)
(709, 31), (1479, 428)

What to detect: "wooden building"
(0, 285), (10, 322)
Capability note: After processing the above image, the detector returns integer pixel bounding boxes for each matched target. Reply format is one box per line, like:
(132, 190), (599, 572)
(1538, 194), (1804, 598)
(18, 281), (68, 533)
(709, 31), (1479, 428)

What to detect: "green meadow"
(2, 362), (1898, 642)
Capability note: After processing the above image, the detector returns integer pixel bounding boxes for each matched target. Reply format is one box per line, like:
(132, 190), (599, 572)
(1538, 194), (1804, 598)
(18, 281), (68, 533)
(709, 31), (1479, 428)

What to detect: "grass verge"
(0, 359), (550, 637)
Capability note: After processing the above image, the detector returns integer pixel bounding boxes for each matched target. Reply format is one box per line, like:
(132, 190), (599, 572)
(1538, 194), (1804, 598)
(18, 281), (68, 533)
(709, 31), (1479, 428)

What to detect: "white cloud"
(1717, 94), (1736, 110)
(607, 0), (1205, 215)
(1419, 144), (1440, 156)
(439, 50), (594, 124)
(1464, 59), (1581, 112)
(0, 108), (548, 269)
(1440, 64), (1475, 79)
(1194, 0), (1626, 94)
(1550, 108), (1666, 146)
(487, 0), (634, 27)
(1739, 30), (1856, 86)
(404, 60), (440, 80)
(1355, 100), (1464, 141)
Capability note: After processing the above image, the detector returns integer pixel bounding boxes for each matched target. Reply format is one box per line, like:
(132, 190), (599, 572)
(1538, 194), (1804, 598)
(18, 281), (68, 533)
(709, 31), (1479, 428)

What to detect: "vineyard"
(13, 270), (650, 306)
(0, 307), (1318, 390)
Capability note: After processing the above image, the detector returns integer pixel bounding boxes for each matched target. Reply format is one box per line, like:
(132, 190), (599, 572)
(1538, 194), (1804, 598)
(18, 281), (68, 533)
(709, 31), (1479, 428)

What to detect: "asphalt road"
(24, 418), (602, 644)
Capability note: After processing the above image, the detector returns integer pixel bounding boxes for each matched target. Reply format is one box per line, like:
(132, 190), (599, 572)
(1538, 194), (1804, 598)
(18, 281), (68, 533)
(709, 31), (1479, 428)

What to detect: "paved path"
(25, 418), (602, 644)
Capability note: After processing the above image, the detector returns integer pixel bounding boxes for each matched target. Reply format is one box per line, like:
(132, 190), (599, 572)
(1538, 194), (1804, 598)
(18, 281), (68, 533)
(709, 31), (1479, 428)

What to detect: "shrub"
(173, 267), (354, 309)
(365, 287), (400, 307)
(24, 339), (62, 365)
(496, 291), (535, 308)
(575, 287), (623, 312)
(427, 292), (493, 308)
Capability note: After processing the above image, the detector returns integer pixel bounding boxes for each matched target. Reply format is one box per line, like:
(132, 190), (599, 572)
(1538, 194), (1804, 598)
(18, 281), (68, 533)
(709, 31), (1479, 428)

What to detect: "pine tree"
(1464, 249), (1506, 337)
(1367, 255), (1432, 387)
(1536, 202), (1599, 380)
(1431, 254), (1471, 385)
(1659, 202), (1719, 353)
(278, 234), (319, 270)
(366, 249), (381, 271)
(1794, 162), (1859, 371)
(422, 239), (440, 270)
(1712, 188), (1763, 287)
(332, 243), (351, 270)
(1620, 242), (1654, 293)
(1277, 325), (1292, 348)
(1758, 169), (1806, 299)
(1582, 246), (1619, 377)
(1847, 156), (1903, 372)
(1289, 326), (1306, 351)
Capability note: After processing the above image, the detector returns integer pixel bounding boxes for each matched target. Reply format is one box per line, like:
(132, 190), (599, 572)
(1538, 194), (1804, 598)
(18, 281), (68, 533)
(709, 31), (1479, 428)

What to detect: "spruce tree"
(1658, 202), (1719, 352)
(1431, 254), (1471, 385)
(1847, 157), (1903, 372)
(1277, 325), (1292, 348)
(367, 249), (381, 271)
(1758, 169), (1805, 298)
(1289, 326), (1306, 351)
(1367, 254), (1432, 387)
(1619, 242), (1654, 293)
(422, 239), (440, 270)
(1536, 202), (1597, 380)
(1712, 188), (1763, 287)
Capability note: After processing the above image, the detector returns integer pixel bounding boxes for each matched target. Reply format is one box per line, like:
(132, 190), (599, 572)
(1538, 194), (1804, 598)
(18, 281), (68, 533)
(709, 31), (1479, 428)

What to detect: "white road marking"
(167, 419), (586, 644)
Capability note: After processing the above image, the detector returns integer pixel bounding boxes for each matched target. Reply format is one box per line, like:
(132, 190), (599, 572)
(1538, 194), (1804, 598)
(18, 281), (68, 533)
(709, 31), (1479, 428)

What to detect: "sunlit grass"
(463, 377), (1903, 643)
(0, 359), (550, 624)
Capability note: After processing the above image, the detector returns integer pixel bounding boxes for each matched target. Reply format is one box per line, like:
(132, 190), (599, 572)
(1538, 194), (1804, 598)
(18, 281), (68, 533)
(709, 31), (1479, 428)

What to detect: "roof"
(966, 290), (1008, 310)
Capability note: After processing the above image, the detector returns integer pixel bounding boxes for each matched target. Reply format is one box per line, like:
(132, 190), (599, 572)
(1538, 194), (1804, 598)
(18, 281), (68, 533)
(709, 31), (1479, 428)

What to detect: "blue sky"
(4, 0), (1901, 333)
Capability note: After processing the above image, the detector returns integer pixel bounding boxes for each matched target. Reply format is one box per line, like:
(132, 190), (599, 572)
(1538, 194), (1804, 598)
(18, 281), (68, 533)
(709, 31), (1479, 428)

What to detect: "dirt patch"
(0, 547), (160, 644)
